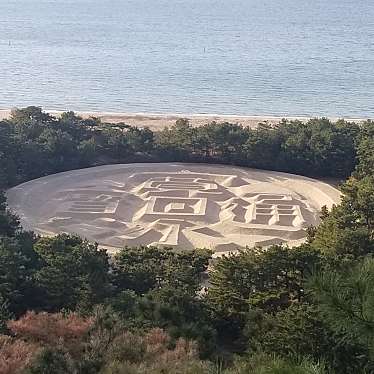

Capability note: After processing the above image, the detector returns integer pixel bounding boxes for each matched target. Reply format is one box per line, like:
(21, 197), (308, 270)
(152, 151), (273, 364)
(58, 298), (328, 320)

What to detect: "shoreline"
(0, 109), (370, 131)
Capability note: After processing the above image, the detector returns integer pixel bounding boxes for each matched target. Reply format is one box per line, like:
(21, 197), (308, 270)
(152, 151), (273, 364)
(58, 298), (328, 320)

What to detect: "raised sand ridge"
(6, 163), (341, 255)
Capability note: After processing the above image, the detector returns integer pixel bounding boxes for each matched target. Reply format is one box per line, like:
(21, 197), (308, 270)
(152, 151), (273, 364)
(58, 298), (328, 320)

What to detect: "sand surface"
(0, 109), (368, 131)
(6, 163), (341, 256)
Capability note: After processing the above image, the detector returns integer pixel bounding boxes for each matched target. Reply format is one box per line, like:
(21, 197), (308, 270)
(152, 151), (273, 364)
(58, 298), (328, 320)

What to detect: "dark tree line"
(0, 107), (154, 188)
(1, 107), (371, 190)
(156, 118), (360, 178)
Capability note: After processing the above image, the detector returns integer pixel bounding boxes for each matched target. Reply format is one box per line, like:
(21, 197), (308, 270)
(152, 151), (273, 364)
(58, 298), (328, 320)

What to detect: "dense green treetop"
(0, 106), (365, 190)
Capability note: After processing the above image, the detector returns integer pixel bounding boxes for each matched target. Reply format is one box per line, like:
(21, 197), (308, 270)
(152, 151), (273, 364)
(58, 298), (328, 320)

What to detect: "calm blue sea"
(1, 0), (374, 117)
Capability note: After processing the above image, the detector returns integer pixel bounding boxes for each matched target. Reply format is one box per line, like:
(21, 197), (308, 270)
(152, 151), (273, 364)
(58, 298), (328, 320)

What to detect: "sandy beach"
(0, 109), (369, 131)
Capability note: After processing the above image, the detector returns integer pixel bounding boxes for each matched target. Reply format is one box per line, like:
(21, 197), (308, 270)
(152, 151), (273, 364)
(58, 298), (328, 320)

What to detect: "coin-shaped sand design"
(6, 163), (341, 254)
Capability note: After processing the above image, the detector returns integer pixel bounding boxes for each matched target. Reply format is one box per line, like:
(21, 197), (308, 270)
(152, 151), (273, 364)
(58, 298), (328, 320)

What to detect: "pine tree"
(309, 257), (374, 361)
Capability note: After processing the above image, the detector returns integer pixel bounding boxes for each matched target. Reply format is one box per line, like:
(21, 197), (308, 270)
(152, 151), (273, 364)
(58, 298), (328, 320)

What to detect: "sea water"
(1, 0), (374, 117)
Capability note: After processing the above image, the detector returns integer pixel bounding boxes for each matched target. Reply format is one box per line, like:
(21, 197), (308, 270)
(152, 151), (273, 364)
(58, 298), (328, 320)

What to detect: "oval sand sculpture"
(6, 163), (341, 254)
